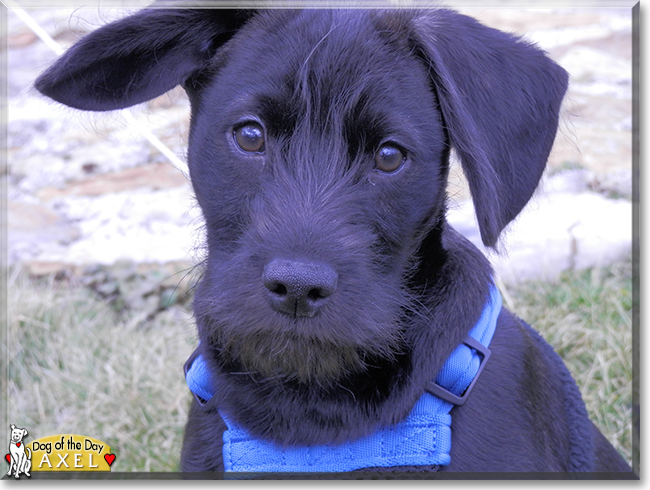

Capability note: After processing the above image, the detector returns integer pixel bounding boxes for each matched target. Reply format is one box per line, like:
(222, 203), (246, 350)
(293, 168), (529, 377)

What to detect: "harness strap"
(185, 283), (502, 472)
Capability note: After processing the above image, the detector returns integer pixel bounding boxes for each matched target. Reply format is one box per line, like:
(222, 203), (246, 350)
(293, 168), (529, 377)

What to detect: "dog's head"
(10, 425), (28, 444)
(36, 6), (567, 440)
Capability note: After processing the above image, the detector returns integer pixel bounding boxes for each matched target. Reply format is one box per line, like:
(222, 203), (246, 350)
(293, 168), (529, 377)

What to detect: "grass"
(6, 258), (634, 472)
(502, 258), (634, 467)
(6, 267), (197, 472)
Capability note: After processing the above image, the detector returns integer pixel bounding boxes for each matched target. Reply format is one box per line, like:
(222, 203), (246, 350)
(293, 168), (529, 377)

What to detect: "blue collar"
(185, 283), (502, 472)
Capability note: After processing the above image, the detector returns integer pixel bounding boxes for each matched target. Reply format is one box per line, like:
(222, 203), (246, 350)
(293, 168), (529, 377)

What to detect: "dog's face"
(35, 6), (568, 444)
(187, 10), (448, 385)
(10, 425), (27, 444)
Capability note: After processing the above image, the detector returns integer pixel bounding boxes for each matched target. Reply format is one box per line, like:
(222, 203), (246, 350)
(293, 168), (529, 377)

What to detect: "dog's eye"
(234, 123), (265, 153)
(374, 144), (406, 173)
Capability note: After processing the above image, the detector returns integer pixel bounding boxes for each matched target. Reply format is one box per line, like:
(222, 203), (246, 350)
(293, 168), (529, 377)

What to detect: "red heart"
(5, 454), (10, 464)
(104, 454), (116, 466)
(16, 443), (20, 448)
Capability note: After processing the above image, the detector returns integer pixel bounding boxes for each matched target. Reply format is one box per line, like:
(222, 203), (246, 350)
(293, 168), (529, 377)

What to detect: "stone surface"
(448, 171), (632, 284)
(7, 201), (81, 265)
(36, 163), (189, 200)
(33, 187), (203, 265)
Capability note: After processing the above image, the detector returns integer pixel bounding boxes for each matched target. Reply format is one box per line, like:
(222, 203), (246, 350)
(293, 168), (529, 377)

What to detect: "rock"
(448, 191), (632, 285)
(26, 261), (81, 277)
(7, 201), (80, 264)
(9, 98), (156, 191)
(589, 168), (633, 199)
(559, 46), (631, 85)
(37, 163), (189, 200)
(540, 169), (593, 194)
(32, 187), (203, 265)
(557, 126), (632, 176)
(8, 30), (38, 49)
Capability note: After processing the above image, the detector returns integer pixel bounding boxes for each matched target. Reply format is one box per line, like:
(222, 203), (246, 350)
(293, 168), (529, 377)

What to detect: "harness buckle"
(184, 347), (215, 411)
(425, 335), (491, 406)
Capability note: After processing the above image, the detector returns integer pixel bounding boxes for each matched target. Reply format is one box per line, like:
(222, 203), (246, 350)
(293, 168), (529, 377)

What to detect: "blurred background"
(3, 3), (636, 473)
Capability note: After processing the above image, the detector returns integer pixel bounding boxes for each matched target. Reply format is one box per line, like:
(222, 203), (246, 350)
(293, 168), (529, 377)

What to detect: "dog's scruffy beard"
(212, 328), (402, 385)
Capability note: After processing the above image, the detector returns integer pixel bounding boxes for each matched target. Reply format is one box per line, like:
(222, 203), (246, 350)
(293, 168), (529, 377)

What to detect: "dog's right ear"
(35, 7), (255, 111)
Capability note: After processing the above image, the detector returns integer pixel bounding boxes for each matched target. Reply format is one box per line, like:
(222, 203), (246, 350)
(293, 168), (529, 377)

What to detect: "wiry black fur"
(35, 5), (632, 475)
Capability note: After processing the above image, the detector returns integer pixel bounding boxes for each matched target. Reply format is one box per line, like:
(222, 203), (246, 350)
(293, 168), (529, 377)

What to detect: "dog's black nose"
(263, 259), (338, 318)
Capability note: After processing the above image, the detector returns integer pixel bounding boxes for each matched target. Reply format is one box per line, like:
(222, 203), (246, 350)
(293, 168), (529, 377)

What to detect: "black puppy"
(35, 5), (632, 475)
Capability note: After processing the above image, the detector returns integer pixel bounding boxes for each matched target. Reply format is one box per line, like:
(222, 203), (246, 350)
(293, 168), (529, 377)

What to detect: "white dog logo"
(7, 424), (31, 478)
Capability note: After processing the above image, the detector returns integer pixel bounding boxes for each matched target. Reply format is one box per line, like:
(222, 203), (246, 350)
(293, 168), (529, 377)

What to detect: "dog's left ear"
(411, 10), (569, 247)
(35, 7), (256, 111)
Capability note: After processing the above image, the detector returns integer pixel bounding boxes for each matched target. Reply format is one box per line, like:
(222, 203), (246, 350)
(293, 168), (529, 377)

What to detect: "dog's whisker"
(336, 383), (357, 403)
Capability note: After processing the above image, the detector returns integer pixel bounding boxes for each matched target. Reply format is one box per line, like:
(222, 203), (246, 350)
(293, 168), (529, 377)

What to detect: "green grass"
(6, 258), (633, 471)
(6, 267), (197, 472)
(501, 258), (633, 467)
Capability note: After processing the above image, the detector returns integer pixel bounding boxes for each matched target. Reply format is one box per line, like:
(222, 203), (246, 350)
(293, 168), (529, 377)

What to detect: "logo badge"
(6, 425), (115, 475)
(6, 424), (32, 479)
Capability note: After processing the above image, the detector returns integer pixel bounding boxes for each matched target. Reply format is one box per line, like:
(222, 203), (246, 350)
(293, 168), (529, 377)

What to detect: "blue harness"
(185, 284), (502, 472)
